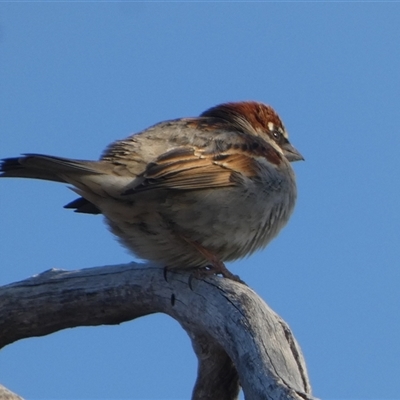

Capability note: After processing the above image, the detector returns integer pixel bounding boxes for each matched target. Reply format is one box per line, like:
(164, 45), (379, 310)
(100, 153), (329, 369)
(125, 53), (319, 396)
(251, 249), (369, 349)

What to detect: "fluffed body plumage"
(0, 101), (303, 279)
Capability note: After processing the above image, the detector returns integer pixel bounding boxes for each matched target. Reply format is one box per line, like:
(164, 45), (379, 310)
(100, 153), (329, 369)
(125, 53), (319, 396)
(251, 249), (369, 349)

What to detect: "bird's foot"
(203, 256), (246, 284)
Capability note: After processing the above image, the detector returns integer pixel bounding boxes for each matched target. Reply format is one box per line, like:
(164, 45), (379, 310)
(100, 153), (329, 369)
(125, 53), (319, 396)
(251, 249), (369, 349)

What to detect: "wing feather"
(129, 147), (261, 192)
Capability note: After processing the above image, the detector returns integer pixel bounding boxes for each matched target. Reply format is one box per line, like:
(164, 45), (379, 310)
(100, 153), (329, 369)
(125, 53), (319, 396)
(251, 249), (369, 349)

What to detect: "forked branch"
(0, 263), (314, 400)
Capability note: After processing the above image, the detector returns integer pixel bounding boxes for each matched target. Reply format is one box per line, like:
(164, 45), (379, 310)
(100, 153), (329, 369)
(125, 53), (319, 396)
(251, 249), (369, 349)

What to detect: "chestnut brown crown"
(201, 101), (303, 163)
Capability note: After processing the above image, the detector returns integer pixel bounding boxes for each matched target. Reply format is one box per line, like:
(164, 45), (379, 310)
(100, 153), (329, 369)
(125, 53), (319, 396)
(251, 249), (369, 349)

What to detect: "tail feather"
(1, 154), (106, 215)
(64, 197), (101, 214)
(0, 154), (102, 182)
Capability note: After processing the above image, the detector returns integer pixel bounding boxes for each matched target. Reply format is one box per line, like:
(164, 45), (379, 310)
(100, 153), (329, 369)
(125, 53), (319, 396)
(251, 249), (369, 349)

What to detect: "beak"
(282, 142), (304, 162)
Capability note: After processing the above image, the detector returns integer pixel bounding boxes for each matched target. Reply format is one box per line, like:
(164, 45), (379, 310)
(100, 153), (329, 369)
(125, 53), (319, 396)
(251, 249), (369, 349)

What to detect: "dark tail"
(1, 154), (102, 214)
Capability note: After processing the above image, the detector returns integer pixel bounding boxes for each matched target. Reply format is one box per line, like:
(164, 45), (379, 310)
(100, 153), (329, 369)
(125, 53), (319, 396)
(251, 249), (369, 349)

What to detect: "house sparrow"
(0, 101), (303, 281)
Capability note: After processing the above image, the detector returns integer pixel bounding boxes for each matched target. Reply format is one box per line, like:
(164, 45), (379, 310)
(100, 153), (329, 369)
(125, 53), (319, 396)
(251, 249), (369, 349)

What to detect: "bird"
(0, 101), (303, 282)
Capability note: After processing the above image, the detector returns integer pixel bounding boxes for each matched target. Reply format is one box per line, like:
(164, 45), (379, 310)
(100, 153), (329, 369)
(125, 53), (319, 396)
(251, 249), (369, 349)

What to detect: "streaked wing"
(127, 146), (262, 193)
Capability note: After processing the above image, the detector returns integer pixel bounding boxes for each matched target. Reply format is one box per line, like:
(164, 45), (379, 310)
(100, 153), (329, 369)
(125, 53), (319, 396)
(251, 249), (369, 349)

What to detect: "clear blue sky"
(1, 3), (399, 399)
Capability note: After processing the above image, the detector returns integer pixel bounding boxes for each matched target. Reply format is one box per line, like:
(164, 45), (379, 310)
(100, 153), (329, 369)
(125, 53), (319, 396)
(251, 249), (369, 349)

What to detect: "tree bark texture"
(0, 263), (314, 400)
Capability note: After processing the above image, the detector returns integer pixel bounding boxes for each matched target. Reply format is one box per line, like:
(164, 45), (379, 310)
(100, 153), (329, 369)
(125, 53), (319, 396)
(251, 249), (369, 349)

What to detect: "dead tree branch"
(0, 263), (314, 400)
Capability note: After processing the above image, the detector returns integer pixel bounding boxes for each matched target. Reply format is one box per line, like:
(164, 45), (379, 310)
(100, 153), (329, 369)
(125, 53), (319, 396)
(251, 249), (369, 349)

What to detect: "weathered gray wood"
(0, 384), (23, 400)
(0, 263), (314, 400)
(190, 331), (241, 400)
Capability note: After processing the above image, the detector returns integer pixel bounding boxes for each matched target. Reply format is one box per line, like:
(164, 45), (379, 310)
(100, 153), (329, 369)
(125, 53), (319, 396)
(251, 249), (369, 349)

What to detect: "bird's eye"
(267, 122), (284, 143)
(272, 131), (280, 139)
